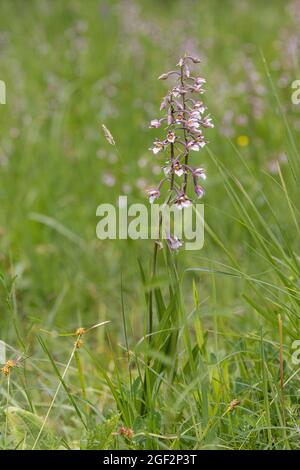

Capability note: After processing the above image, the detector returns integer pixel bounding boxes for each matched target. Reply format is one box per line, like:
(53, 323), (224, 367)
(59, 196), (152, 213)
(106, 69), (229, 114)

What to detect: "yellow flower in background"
(237, 135), (249, 147)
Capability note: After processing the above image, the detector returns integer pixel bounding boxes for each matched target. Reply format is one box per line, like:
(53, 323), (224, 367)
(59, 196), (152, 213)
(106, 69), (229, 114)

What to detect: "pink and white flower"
(187, 141), (201, 151)
(171, 86), (187, 97)
(167, 235), (182, 250)
(149, 119), (161, 128)
(163, 165), (171, 176)
(192, 79), (206, 93)
(195, 77), (206, 86)
(194, 184), (205, 198)
(187, 118), (200, 131)
(175, 194), (192, 209)
(146, 56), (214, 241)
(173, 161), (184, 176)
(193, 167), (207, 180)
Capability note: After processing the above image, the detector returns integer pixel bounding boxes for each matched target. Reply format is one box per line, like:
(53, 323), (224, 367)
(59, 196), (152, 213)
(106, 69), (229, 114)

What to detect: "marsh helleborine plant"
(146, 55), (214, 250)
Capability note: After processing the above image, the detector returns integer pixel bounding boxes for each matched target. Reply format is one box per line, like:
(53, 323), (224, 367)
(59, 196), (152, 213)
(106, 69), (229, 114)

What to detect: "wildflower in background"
(146, 54), (214, 249)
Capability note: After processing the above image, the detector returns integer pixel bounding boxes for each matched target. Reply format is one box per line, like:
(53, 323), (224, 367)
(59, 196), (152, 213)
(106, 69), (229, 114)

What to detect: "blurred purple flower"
(146, 54), (214, 249)
(194, 184), (205, 198)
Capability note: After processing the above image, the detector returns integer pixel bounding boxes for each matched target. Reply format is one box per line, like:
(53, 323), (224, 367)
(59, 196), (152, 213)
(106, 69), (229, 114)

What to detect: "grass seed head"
(228, 398), (240, 412)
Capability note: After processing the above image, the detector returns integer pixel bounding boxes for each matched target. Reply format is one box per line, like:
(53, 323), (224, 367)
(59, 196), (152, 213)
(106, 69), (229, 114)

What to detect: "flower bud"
(158, 73), (169, 80)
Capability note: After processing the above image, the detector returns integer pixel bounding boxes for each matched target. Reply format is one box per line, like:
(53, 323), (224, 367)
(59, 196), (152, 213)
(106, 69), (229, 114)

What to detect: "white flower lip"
(150, 119), (161, 128)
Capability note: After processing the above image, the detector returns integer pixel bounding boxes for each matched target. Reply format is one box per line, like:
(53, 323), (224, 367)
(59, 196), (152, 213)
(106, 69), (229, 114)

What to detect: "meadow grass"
(0, 0), (300, 450)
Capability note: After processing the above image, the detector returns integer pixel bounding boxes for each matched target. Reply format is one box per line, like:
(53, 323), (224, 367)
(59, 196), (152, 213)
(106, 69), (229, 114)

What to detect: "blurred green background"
(1, 0), (300, 450)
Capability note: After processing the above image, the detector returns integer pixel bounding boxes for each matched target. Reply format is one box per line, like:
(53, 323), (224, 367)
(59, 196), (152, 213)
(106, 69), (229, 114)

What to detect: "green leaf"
(81, 415), (119, 450)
